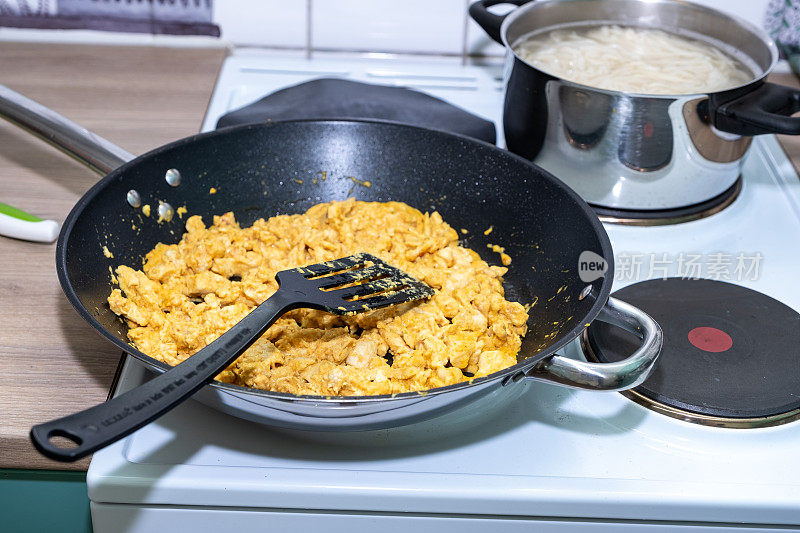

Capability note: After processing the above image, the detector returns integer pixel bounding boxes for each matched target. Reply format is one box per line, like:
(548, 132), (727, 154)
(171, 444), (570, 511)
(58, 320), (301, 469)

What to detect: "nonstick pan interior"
(58, 120), (612, 375)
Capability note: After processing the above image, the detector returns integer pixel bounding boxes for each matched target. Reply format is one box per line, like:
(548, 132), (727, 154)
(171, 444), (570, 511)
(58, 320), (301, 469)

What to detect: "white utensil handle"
(0, 211), (59, 243)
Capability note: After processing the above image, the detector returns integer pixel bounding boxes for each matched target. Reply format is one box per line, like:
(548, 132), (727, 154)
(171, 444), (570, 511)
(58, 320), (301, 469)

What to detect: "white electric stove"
(88, 49), (800, 531)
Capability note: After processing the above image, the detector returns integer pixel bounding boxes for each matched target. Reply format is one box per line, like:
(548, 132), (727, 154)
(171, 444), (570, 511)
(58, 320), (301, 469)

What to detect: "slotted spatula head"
(276, 252), (434, 314)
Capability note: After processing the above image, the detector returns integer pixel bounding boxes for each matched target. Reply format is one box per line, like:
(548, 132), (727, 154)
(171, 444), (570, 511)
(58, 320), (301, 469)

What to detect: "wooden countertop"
(0, 43), (226, 471)
(0, 43), (798, 471)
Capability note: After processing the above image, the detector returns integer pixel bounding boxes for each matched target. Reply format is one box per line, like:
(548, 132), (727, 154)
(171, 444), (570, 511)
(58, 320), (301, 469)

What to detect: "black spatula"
(31, 253), (433, 462)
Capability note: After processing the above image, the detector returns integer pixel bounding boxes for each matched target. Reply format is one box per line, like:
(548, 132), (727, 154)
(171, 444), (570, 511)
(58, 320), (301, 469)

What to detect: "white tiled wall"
(214, 0), (308, 49)
(690, 0), (769, 27)
(219, 0), (771, 58)
(312, 0), (465, 54)
(0, 0), (775, 58)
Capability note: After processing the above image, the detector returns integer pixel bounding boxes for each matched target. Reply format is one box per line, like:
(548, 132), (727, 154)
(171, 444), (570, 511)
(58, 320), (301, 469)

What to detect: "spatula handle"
(30, 292), (298, 462)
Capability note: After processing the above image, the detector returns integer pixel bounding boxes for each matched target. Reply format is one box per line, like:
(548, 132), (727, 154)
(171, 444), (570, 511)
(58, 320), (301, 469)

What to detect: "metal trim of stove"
(593, 178), (744, 226)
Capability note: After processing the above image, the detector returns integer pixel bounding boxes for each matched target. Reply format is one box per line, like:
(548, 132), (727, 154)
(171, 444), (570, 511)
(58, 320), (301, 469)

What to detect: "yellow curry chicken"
(108, 199), (529, 396)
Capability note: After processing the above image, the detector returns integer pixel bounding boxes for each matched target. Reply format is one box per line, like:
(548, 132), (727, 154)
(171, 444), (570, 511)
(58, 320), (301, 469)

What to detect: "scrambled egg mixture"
(108, 199), (529, 396)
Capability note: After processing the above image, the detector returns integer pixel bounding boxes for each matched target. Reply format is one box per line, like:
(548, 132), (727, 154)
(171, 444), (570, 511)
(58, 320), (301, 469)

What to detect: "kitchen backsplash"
(0, 0), (774, 58)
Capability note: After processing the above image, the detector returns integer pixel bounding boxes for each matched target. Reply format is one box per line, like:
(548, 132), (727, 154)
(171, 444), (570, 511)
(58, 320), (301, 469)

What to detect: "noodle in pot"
(514, 25), (753, 95)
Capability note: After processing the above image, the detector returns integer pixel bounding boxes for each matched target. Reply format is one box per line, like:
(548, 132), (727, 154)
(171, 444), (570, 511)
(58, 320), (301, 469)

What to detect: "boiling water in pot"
(513, 24), (755, 95)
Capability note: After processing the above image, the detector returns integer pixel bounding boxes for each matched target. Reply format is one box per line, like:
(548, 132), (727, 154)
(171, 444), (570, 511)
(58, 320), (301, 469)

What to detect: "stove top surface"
(88, 50), (800, 526)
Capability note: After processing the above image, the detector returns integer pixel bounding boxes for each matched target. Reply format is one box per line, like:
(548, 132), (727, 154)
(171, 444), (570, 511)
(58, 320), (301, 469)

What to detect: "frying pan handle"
(469, 0), (529, 44)
(525, 296), (662, 391)
(0, 84), (134, 175)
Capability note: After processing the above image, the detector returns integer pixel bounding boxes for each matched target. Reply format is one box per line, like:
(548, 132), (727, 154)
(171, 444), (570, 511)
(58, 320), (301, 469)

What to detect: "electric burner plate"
(584, 278), (800, 426)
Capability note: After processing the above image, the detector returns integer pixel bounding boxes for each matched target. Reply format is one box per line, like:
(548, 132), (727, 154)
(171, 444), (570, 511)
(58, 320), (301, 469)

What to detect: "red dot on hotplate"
(687, 326), (733, 353)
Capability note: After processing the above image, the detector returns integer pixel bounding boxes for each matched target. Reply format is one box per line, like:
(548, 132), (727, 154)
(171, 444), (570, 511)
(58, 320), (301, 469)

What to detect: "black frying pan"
(0, 85), (661, 458)
(67, 119), (608, 356)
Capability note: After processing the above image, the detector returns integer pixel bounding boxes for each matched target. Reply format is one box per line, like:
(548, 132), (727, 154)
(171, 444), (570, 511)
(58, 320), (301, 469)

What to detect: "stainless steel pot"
(470, 0), (800, 211)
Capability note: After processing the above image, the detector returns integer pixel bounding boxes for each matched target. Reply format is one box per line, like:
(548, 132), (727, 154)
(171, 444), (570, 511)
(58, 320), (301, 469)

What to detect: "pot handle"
(712, 82), (800, 136)
(0, 84), (134, 175)
(524, 296), (662, 391)
(469, 0), (530, 44)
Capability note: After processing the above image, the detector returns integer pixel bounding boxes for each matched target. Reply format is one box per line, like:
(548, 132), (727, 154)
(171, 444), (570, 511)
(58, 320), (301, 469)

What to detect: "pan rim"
(56, 118), (614, 404)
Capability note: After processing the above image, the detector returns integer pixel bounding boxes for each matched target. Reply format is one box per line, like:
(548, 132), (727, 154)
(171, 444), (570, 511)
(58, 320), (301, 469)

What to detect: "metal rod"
(0, 84), (135, 175)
